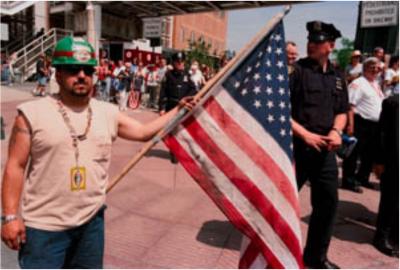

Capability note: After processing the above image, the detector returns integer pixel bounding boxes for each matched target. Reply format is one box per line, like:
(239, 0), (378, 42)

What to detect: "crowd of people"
(286, 22), (399, 267)
(30, 51), (218, 114)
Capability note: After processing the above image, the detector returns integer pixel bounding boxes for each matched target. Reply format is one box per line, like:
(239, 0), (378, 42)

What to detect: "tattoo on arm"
(9, 125), (31, 147)
(13, 126), (31, 135)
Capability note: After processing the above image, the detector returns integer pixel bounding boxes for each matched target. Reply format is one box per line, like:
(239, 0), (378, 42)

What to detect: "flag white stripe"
(192, 108), (301, 240)
(240, 236), (268, 269)
(174, 128), (300, 268)
(214, 88), (298, 195)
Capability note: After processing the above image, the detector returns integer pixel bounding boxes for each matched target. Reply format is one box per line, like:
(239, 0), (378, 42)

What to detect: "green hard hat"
(52, 36), (97, 67)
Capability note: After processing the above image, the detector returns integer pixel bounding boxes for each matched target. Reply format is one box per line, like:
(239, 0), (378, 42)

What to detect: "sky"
(227, 1), (359, 57)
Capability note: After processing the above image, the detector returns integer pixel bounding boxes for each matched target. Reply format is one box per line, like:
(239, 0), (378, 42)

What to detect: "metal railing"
(12, 28), (73, 82)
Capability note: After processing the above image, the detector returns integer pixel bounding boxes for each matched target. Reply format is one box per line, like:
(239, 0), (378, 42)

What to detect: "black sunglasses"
(59, 65), (96, 76)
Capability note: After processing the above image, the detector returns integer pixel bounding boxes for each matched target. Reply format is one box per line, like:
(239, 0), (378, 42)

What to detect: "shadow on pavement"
(196, 220), (242, 250)
(145, 149), (170, 160)
(301, 200), (377, 244)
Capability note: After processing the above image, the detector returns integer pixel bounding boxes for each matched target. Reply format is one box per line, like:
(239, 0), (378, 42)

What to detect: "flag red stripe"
(239, 241), (263, 269)
(183, 117), (303, 266)
(204, 96), (300, 216)
(164, 135), (284, 268)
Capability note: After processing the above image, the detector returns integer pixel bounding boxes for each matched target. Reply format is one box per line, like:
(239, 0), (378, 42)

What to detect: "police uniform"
(374, 94), (399, 257)
(159, 52), (196, 112)
(289, 21), (348, 268)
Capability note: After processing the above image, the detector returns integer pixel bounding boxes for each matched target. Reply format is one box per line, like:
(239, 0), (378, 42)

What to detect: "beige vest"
(17, 96), (119, 231)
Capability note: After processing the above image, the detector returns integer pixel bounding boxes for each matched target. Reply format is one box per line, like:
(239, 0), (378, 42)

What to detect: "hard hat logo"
(74, 49), (91, 63)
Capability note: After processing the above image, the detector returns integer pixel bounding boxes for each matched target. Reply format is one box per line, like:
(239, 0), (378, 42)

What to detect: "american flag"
(164, 20), (303, 269)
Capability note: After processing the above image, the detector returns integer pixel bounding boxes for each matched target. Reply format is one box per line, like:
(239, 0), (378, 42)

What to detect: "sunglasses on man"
(59, 65), (96, 76)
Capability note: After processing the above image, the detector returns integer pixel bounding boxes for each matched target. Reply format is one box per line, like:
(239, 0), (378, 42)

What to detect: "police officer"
(159, 52), (196, 115)
(289, 21), (349, 269)
(373, 94), (399, 257)
(159, 52), (196, 163)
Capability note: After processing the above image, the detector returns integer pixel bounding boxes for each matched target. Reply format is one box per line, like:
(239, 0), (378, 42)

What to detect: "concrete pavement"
(0, 84), (398, 268)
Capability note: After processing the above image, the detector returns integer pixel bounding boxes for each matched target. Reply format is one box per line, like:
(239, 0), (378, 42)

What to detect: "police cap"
(172, 51), (186, 62)
(306, 21), (342, 43)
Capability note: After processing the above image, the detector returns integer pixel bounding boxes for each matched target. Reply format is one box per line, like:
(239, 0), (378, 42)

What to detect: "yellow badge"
(71, 167), (86, 191)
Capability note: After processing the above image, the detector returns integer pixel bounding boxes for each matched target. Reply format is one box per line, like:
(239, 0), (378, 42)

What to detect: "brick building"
(171, 12), (228, 56)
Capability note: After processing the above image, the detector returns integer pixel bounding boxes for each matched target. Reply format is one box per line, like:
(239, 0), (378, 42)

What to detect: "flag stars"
(266, 60), (271, 67)
(244, 77), (249, 83)
(280, 129), (286, 137)
(246, 66), (252, 73)
(277, 61), (284, 68)
(277, 74), (285, 82)
(253, 73), (260, 80)
(266, 73), (272, 81)
(255, 62), (261, 68)
(241, 88), (248, 96)
(266, 87), (273, 95)
(275, 34), (282, 41)
(253, 86), (261, 94)
(258, 51), (263, 58)
(266, 100), (274, 108)
(253, 100), (261, 109)
(275, 48), (283, 55)
(267, 46), (272, 53)
(267, 114), (275, 123)
(279, 101), (286, 109)
(278, 88), (285, 95)
(279, 115), (286, 123)
(234, 81), (240, 88)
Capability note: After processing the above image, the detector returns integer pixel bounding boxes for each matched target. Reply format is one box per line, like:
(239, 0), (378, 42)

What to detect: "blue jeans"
(19, 206), (106, 269)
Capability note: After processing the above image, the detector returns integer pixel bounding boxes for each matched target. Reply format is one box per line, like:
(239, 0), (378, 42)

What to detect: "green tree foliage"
(186, 38), (218, 69)
(332, 38), (354, 70)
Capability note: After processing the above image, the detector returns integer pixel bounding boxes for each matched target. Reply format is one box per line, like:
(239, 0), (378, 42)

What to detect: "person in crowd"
(289, 21), (348, 269)
(189, 60), (206, 92)
(33, 54), (48, 96)
(116, 62), (132, 111)
(384, 55), (399, 96)
(373, 93), (399, 258)
(286, 41), (298, 75)
(129, 61), (146, 110)
(373, 47), (386, 87)
(159, 52), (196, 163)
(342, 57), (384, 193)
(1, 36), (196, 269)
(146, 64), (160, 109)
(345, 50), (363, 83)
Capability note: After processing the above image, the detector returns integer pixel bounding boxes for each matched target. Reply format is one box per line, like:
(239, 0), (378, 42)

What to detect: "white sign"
(1, 23), (9, 41)
(142, 18), (162, 38)
(361, 1), (398, 28)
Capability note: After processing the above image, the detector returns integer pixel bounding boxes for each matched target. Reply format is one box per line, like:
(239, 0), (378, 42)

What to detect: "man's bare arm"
(1, 113), (31, 250)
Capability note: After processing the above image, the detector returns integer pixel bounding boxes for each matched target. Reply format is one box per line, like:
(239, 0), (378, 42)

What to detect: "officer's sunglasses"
(59, 65), (96, 76)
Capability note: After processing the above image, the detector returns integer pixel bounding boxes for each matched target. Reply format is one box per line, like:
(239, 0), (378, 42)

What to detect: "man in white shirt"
(342, 57), (385, 192)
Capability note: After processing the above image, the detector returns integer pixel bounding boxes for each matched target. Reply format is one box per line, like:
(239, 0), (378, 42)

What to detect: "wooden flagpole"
(106, 5), (292, 193)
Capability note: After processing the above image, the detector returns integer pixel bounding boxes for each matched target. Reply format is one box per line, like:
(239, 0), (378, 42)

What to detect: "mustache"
(73, 79), (88, 86)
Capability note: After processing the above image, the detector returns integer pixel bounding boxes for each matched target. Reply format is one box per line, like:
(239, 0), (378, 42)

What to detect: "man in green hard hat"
(1, 36), (196, 268)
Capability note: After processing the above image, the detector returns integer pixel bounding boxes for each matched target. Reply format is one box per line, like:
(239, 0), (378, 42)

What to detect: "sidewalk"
(1, 85), (398, 269)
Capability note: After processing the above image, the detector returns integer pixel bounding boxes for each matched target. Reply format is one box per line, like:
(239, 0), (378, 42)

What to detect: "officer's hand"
(178, 96), (198, 112)
(1, 218), (26, 250)
(326, 130), (342, 151)
(302, 131), (329, 152)
(159, 110), (166, 116)
(373, 164), (385, 179)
